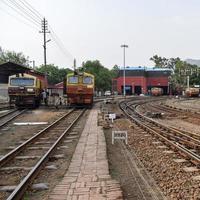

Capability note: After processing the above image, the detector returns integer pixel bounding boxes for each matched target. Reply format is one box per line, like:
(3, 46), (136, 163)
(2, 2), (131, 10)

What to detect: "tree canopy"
(0, 47), (29, 66)
(0, 47), (119, 89)
(150, 55), (180, 70)
(36, 64), (72, 85)
(81, 60), (119, 91)
(150, 55), (200, 91)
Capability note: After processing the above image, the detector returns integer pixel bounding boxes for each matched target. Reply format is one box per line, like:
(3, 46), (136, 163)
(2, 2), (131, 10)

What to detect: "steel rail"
(0, 102), (14, 111)
(120, 101), (200, 166)
(151, 103), (200, 119)
(0, 106), (12, 111)
(169, 126), (200, 140)
(131, 103), (200, 148)
(0, 109), (74, 168)
(0, 109), (27, 128)
(0, 109), (18, 119)
(6, 108), (85, 200)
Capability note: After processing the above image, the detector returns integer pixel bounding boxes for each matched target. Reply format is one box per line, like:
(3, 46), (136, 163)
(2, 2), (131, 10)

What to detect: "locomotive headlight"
(27, 88), (34, 92)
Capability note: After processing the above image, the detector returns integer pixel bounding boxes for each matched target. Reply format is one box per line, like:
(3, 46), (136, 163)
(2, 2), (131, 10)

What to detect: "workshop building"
(113, 66), (172, 95)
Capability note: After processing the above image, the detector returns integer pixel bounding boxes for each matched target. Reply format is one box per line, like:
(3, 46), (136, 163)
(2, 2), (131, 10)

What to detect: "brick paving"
(48, 108), (123, 200)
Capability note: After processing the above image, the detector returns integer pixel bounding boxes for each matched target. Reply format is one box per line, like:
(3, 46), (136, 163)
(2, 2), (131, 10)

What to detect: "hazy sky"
(1, 0), (200, 69)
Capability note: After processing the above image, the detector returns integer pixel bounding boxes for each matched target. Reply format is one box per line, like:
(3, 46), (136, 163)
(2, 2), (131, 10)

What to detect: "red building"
(113, 66), (172, 95)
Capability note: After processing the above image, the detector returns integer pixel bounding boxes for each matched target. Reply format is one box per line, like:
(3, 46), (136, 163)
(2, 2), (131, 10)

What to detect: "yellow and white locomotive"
(8, 73), (45, 107)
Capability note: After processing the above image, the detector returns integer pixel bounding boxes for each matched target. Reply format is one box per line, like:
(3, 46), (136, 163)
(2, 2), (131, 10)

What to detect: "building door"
(135, 86), (141, 95)
(160, 86), (168, 95)
(125, 85), (132, 95)
(121, 85), (132, 95)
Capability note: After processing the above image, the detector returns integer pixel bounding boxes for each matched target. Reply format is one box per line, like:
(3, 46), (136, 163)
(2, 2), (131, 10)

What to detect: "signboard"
(112, 131), (128, 145)
(109, 113), (116, 123)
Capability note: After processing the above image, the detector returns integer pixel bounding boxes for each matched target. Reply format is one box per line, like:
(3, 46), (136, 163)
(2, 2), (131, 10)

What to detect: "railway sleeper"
(0, 183), (49, 193)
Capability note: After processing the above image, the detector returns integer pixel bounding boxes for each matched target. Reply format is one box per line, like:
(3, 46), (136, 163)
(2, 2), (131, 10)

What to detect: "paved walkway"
(48, 108), (123, 200)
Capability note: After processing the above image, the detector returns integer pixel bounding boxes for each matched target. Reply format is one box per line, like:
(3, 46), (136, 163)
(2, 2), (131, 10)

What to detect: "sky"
(1, 0), (200, 69)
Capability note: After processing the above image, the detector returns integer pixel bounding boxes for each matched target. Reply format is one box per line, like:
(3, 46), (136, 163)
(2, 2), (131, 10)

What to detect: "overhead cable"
(0, 5), (39, 30)
(1, 0), (40, 27)
(7, 0), (41, 25)
(18, 0), (43, 21)
(49, 26), (74, 62)
(19, 0), (43, 20)
(2, 0), (74, 64)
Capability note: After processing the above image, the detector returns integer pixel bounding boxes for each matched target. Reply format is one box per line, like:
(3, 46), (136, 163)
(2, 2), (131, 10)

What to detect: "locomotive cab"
(65, 72), (94, 107)
(8, 73), (43, 107)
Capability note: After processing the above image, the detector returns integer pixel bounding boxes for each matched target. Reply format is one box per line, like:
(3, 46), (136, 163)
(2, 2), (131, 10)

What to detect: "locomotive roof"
(67, 71), (94, 77)
(9, 73), (36, 78)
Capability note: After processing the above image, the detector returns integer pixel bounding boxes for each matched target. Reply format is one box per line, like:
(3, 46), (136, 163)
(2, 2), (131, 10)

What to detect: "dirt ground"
(0, 109), (66, 156)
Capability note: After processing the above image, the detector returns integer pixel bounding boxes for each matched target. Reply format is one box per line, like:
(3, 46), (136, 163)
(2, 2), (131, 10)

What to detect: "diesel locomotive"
(64, 71), (94, 107)
(151, 87), (163, 96)
(8, 73), (45, 107)
(185, 88), (199, 97)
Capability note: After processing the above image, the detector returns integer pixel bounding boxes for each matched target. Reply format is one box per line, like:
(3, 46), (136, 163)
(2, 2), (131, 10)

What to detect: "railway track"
(136, 100), (200, 130)
(120, 100), (200, 167)
(0, 108), (85, 200)
(0, 109), (26, 129)
(0, 102), (14, 111)
(149, 102), (200, 120)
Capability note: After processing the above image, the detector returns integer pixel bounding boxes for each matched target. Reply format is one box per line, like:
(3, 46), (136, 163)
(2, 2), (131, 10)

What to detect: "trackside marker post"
(112, 131), (128, 145)
(109, 113), (116, 123)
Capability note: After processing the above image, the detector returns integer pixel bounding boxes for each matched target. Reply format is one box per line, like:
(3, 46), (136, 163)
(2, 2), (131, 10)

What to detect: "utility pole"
(33, 60), (35, 69)
(120, 44), (128, 97)
(30, 60), (35, 69)
(39, 18), (50, 67)
(187, 75), (190, 89)
(74, 59), (76, 71)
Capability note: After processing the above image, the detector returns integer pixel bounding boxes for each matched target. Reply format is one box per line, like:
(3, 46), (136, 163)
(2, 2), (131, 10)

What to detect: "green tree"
(150, 55), (167, 67)
(150, 55), (180, 69)
(110, 64), (120, 78)
(150, 54), (200, 93)
(36, 64), (71, 84)
(0, 47), (29, 66)
(81, 60), (113, 91)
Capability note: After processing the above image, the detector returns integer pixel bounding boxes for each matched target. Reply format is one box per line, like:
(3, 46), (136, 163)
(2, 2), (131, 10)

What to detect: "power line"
(49, 26), (74, 62)
(7, 0), (41, 25)
(11, 0), (41, 23)
(2, 0), (74, 65)
(18, 0), (43, 21)
(19, 0), (43, 20)
(50, 32), (74, 63)
(1, 0), (40, 27)
(0, 5), (38, 30)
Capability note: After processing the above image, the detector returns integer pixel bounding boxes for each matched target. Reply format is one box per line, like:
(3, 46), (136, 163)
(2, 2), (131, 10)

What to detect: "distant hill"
(185, 59), (200, 67)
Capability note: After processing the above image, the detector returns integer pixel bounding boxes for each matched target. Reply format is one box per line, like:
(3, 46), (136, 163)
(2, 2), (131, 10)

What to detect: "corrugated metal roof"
(120, 66), (172, 71)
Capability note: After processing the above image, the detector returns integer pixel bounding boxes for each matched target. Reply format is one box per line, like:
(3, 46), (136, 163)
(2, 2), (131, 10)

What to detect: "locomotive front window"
(68, 76), (78, 84)
(10, 78), (34, 86)
(83, 76), (93, 84)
